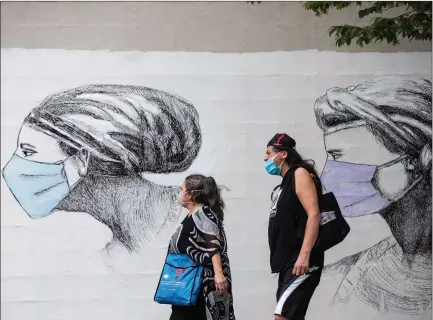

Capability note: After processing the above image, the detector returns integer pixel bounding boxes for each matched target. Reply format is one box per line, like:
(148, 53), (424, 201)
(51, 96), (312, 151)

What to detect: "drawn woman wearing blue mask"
(2, 84), (202, 253)
(311, 76), (432, 319)
(3, 134), (95, 219)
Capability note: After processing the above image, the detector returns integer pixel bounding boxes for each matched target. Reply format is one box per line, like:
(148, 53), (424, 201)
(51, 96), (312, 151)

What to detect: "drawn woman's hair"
(184, 174), (225, 221)
(314, 76), (432, 182)
(24, 84), (202, 176)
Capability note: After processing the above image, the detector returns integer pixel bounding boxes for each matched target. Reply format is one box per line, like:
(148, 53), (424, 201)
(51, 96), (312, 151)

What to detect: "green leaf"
(303, 1), (432, 47)
(328, 26), (339, 36)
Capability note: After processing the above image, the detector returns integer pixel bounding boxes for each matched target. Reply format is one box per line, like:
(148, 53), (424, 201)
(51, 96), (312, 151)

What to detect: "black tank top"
(268, 167), (324, 273)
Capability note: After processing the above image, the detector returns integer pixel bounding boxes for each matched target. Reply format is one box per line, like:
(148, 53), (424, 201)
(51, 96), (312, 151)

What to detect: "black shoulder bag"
(293, 170), (351, 252)
(315, 191), (351, 251)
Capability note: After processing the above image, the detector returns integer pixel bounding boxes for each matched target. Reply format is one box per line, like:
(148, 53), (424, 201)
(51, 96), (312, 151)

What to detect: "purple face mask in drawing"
(321, 156), (416, 217)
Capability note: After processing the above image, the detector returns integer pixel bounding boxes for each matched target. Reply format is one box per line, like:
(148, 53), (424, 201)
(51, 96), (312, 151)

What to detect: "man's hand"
(293, 251), (310, 276)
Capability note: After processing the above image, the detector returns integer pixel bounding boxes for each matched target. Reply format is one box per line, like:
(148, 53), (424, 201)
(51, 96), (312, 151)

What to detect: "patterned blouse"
(169, 206), (235, 320)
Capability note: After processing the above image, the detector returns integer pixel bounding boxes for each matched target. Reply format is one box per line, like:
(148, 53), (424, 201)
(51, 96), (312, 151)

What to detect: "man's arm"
(293, 168), (321, 275)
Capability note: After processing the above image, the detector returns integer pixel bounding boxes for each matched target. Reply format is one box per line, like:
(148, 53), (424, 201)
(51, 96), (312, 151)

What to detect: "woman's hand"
(212, 253), (228, 295)
(214, 271), (228, 296)
(293, 251), (310, 276)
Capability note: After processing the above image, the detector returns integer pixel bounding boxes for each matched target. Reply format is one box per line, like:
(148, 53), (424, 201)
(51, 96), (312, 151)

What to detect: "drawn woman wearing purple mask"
(312, 76), (432, 319)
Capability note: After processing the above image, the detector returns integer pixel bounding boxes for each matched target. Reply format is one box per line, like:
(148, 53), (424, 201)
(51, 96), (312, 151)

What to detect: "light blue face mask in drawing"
(2, 154), (73, 219)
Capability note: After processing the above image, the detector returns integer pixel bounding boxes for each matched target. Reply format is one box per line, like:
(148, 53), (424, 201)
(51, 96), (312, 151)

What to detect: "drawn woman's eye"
(327, 149), (343, 160)
(19, 143), (37, 157)
(22, 149), (36, 157)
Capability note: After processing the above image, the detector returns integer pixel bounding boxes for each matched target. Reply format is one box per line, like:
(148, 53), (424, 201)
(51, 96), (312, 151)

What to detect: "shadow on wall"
(314, 76), (432, 318)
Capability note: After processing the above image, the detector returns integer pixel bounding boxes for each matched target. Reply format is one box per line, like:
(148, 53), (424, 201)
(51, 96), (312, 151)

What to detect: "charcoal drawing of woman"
(2, 84), (202, 253)
(312, 76), (432, 319)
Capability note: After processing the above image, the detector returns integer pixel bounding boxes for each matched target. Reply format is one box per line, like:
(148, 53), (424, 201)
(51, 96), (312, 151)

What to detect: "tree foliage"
(303, 1), (432, 47)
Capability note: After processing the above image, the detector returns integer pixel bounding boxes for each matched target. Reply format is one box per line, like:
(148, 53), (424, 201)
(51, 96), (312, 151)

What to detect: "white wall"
(1, 49), (431, 320)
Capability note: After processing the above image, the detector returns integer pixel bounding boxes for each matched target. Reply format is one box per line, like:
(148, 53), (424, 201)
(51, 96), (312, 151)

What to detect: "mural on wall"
(314, 76), (432, 318)
(1, 48), (431, 320)
(1, 84), (202, 253)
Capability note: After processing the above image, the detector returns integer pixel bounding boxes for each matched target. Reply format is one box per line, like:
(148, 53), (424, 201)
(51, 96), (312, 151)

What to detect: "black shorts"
(274, 265), (322, 320)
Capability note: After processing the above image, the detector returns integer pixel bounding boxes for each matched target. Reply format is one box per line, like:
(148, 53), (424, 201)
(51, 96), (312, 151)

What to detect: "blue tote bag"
(154, 253), (204, 306)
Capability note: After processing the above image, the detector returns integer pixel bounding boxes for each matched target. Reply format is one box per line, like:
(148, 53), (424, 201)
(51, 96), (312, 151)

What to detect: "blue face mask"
(2, 154), (71, 219)
(265, 153), (283, 176)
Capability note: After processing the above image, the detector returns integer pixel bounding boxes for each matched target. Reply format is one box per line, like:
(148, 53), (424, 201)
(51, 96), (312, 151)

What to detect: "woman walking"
(264, 133), (324, 320)
(167, 174), (235, 320)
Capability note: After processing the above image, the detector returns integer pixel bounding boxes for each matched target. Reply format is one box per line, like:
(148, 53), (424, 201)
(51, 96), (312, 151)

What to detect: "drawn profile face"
(2, 83), (205, 252)
(2, 124), (87, 218)
(321, 125), (413, 217)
